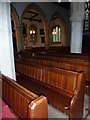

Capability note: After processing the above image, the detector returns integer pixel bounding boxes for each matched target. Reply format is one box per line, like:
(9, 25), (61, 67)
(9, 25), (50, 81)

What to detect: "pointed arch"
(21, 3), (48, 49)
(49, 12), (66, 46)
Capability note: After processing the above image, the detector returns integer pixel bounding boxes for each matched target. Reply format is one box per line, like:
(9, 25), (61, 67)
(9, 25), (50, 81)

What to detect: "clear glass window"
(52, 26), (61, 43)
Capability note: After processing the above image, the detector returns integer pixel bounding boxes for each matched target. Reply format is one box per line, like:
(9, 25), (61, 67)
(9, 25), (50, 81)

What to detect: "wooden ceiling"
(22, 2), (70, 23)
(23, 10), (42, 23)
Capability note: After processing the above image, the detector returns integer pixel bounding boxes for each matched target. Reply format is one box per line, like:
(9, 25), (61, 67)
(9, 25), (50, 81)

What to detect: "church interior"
(0, 1), (90, 119)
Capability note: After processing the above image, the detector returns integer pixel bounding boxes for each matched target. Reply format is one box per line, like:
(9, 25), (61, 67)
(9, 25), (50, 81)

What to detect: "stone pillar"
(15, 19), (23, 52)
(0, 2), (16, 80)
(70, 2), (85, 53)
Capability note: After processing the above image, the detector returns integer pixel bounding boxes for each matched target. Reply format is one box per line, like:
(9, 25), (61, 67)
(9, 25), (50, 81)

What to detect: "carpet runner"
(0, 98), (17, 119)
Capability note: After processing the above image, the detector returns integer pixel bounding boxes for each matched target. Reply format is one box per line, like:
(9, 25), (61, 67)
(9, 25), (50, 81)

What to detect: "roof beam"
(50, 16), (59, 21)
(23, 17), (42, 23)
(30, 14), (38, 20)
(27, 11), (38, 15)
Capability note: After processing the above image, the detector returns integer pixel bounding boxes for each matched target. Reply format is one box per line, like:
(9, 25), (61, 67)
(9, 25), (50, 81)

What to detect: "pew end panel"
(70, 72), (85, 119)
(28, 95), (48, 118)
(2, 74), (48, 119)
(16, 60), (85, 119)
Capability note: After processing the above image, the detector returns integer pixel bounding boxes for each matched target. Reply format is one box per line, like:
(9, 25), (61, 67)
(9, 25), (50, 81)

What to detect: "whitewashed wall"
(0, 2), (16, 80)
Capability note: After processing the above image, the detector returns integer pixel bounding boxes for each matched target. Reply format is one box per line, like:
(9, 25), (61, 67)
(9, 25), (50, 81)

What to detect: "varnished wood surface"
(2, 74), (48, 119)
(16, 60), (85, 119)
(16, 53), (90, 82)
(16, 49), (90, 96)
(16, 60), (79, 96)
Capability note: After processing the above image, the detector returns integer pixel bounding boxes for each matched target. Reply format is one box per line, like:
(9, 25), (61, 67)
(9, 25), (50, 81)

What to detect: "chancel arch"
(21, 3), (48, 49)
(49, 12), (66, 47)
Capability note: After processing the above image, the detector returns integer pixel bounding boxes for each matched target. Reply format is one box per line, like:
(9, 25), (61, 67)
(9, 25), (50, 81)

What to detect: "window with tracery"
(52, 26), (61, 43)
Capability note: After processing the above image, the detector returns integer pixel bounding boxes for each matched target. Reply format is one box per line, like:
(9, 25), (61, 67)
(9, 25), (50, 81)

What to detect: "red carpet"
(0, 98), (17, 119)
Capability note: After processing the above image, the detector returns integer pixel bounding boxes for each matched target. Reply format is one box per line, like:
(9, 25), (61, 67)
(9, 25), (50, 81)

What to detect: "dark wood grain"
(16, 60), (85, 119)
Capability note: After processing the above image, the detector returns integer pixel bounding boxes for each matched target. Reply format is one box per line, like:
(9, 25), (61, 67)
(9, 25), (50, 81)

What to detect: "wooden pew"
(16, 60), (85, 119)
(17, 47), (89, 61)
(19, 46), (89, 58)
(1, 73), (48, 119)
(15, 55), (89, 82)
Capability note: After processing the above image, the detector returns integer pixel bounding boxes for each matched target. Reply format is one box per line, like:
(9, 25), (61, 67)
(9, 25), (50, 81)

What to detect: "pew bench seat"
(17, 74), (71, 112)
(16, 60), (85, 119)
(1, 73), (48, 119)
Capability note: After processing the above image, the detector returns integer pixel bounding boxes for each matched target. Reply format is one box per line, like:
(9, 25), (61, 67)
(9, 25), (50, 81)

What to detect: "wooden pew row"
(17, 52), (90, 96)
(17, 48), (89, 65)
(1, 73), (48, 119)
(16, 60), (85, 119)
(21, 46), (70, 56)
(19, 46), (89, 59)
(45, 46), (89, 56)
(34, 53), (89, 62)
(17, 48), (89, 61)
(16, 55), (89, 82)
(36, 51), (89, 60)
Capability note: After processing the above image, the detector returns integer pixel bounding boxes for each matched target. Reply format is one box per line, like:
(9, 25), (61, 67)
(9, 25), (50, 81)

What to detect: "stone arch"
(49, 12), (66, 46)
(10, 4), (21, 52)
(21, 3), (48, 49)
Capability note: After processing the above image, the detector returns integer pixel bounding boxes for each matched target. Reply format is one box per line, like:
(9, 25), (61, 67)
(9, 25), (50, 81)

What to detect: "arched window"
(52, 26), (61, 43)
(84, 1), (90, 31)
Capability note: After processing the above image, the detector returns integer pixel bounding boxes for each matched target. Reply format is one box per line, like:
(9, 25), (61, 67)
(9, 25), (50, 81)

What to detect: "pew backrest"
(2, 74), (48, 119)
(16, 54), (89, 82)
(16, 60), (81, 98)
(16, 60), (85, 119)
